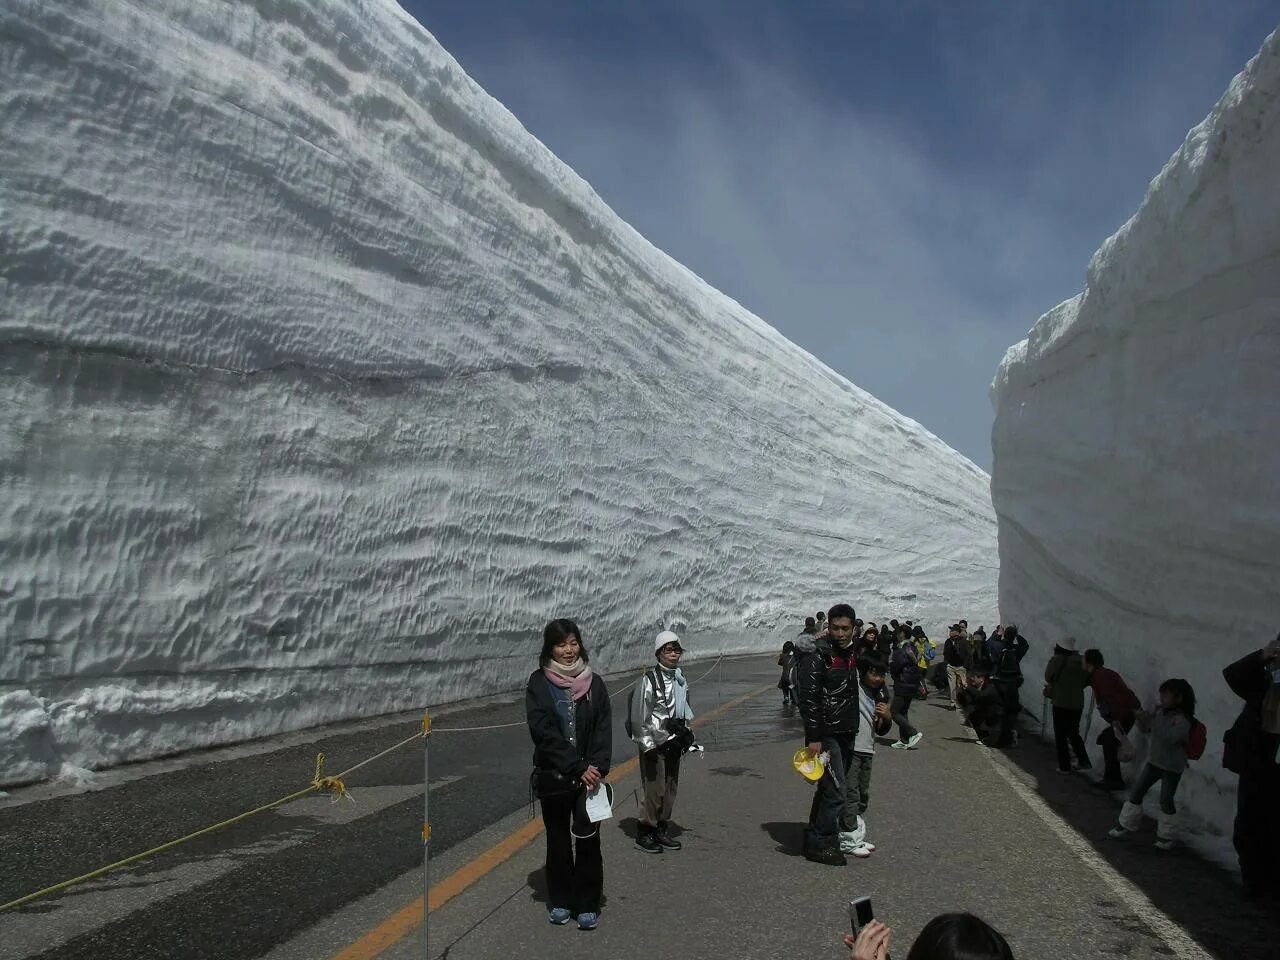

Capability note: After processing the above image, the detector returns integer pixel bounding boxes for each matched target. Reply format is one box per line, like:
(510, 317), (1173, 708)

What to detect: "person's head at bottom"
(845, 913), (1014, 960)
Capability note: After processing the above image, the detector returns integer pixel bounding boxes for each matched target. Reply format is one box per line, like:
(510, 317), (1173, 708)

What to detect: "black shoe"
(803, 846), (847, 866)
(635, 829), (663, 854)
(1094, 778), (1126, 792)
(655, 824), (682, 850)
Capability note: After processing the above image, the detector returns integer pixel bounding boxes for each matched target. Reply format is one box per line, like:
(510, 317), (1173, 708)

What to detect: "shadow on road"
(1003, 718), (1280, 960)
(760, 821), (805, 857)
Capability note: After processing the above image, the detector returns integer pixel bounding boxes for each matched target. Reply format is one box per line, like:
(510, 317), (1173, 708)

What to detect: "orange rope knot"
(312, 753), (354, 804)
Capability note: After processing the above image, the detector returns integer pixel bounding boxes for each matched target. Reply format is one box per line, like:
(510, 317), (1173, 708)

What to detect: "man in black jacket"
(797, 602), (860, 866)
(957, 663), (1011, 747)
(1223, 634), (1280, 899)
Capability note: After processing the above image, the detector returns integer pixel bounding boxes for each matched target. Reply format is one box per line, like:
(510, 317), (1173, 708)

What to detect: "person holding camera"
(845, 913), (1015, 960)
(629, 629), (696, 854)
(526, 619), (612, 930)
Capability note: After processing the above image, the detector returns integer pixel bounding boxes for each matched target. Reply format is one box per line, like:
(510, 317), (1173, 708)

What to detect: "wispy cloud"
(414, 1), (1277, 467)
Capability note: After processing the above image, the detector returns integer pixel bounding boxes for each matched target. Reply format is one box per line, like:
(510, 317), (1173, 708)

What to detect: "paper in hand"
(585, 782), (614, 823)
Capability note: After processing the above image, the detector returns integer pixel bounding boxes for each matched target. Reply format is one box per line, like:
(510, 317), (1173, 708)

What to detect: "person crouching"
(630, 630), (695, 853)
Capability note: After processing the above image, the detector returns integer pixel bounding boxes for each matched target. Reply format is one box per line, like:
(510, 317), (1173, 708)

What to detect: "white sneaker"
(858, 840), (876, 852)
(848, 843), (872, 859)
(1107, 825), (1133, 840)
(906, 732), (924, 749)
(890, 740), (909, 750)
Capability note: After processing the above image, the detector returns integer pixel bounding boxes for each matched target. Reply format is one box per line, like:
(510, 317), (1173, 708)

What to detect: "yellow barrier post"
(422, 711), (432, 960)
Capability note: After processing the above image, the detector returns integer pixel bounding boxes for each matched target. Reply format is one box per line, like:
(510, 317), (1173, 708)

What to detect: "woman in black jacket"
(526, 618), (612, 930)
(1222, 634), (1280, 898)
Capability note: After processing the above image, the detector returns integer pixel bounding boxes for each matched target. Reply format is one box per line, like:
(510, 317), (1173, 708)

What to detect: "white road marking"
(982, 749), (1215, 960)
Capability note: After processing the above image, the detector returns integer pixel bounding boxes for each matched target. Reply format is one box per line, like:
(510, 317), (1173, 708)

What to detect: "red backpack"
(1186, 719), (1208, 761)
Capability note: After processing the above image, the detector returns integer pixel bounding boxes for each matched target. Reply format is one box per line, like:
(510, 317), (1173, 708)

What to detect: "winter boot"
(634, 825), (663, 854)
(1108, 801), (1143, 838)
(1154, 811), (1178, 851)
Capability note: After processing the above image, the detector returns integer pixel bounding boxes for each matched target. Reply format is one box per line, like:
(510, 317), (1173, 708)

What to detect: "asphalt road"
(3, 656), (1277, 960)
(0, 656), (766, 960)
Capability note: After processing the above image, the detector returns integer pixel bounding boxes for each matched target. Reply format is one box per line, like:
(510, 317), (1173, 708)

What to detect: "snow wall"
(0, 0), (997, 788)
(992, 28), (1280, 860)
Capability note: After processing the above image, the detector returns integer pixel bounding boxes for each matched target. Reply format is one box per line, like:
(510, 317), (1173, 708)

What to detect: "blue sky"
(402, 1), (1278, 469)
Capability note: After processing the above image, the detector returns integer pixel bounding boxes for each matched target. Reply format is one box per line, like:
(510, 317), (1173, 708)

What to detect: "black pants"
(1235, 765), (1280, 895)
(1097, 717), (1134, 783)
(806, 732), (855, 850)
(1052, 707), (1090, 771)
(540, 791), (602, 915)
(891, 691), (918, 741)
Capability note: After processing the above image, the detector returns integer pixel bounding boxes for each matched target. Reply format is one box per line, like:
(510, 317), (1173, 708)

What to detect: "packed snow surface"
(0, 0), (996, 787)
(992, 29), (1280, 856)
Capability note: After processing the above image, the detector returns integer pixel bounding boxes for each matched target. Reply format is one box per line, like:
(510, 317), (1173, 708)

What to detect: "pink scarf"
(543, 659), (594, 702)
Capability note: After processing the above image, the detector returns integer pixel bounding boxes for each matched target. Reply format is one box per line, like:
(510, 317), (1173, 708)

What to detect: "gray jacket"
(1147, 708), (1191, 773)
(629, 665), (694, 752)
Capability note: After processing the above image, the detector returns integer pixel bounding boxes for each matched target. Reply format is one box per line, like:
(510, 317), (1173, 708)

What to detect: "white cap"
(655, 630), (684, 653)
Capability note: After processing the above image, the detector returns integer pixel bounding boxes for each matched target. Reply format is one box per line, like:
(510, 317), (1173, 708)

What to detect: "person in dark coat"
(958, 662), (1012, 747)
(889, 634), (924, 749)
(1084, 648), (1141, 790)
(526, 618), (612, 930)
(1222, 634), (1280, 898)
(1044, 637), (1091, 773)
(797, 603), (861, 866)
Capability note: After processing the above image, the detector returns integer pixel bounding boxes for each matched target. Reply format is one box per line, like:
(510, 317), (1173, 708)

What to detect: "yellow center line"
(330, 681), (773, 960)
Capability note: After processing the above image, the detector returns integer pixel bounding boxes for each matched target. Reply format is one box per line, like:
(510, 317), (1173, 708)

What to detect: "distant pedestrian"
(815, 611), (827, 638)
(1222, 634), (1280, 898)
(1108, 679), (1198, 850)
(845, 912), (1015, 960)
(1083, 649), (1141, 790)
(990, 623), (1028, 729)
(858, 625), (890, 660)
(889, 632), (925, 750)
(798, 603), (861, 866)
(1044, 638), (1091, 773)
(779, 639), (800, 708)
(943, 624), (972, 711)
(800, 616), (818, 638)
(841, 653), (893, 857)
(526, 619), (612, 930)
(629, 630), (696, 854)
(957, 662), (1011, 747)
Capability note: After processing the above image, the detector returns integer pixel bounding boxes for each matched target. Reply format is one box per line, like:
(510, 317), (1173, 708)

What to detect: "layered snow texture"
(0, 0), (997, 787)
(992, 29), (1280, 851)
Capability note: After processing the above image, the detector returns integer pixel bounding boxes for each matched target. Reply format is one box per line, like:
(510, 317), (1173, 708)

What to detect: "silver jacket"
(630, 665), (694, 752)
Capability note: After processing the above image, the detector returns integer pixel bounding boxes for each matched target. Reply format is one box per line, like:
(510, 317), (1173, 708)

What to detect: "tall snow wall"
(992, 29), (1280, 856)
(0, 0), (997, 787)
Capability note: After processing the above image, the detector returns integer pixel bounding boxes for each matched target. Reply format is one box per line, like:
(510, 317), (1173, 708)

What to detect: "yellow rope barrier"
(0, 653), (746, 914)
(0, 737), (422, 914)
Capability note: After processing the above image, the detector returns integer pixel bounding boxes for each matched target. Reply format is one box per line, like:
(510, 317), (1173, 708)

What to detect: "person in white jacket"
(629, 630), (695, 854)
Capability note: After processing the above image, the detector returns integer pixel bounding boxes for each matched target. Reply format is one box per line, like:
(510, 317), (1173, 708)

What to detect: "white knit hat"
(1061, 636), (1077, 651)
(655, 630), (684, 653)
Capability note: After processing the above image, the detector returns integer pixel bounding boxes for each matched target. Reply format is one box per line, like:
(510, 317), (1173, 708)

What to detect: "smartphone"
(849, 896), (874, 937)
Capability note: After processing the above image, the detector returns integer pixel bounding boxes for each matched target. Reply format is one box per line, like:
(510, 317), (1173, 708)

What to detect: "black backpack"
(995, 642), (1024, 687)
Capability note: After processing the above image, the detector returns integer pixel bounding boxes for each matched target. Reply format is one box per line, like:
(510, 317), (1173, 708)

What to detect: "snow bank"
(992, 29), (1280, 858)
(0, 0), (996, 786)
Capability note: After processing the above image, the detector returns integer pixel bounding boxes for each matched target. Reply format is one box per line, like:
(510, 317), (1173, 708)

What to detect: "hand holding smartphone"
(848, 898), (891, 960)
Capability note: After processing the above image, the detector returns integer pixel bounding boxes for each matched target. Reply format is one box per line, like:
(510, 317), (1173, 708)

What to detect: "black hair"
(906, 913), (1015, 960)
(1159, 678), (1197, 718)
(804, 616), (817, 630)
(540, 618), (589, 667)
(890, 619), (899, 628)
(1005, 624), (1018, 637)
(782, 640), (796, 655)
(959, 619), (968, 626)
(828, 603), (856, 624)
(912, 625), (926, 639)
(858, 653), (888, 676)
(1084, 648), (1104, 668)
(816, 611), (826, 621)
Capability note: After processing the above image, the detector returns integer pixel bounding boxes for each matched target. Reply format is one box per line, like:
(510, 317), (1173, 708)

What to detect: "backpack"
(623, 667), (664, 739)
(995, 644), (1023, 687)
(1186, 719), (1208, 761)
